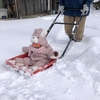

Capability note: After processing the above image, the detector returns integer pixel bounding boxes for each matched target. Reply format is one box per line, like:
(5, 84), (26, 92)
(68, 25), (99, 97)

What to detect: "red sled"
(5, 53), (56, 76)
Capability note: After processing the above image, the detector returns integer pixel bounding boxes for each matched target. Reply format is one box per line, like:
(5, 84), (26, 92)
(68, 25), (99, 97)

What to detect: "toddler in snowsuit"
(11, 28), (58, 71)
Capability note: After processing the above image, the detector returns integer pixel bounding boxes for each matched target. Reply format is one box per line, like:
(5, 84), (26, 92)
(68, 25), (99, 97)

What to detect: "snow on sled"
(5, 53), (56, 76)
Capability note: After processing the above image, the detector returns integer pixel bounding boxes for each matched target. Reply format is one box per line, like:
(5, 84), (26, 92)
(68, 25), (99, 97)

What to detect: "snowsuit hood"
(31, 28), (48, 46)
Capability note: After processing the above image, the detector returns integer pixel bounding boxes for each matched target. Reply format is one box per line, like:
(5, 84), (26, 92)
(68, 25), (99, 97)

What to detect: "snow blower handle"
(46, 12), (61, 36)
(46, 8), (83, 37)
(65, 8), (82, 11)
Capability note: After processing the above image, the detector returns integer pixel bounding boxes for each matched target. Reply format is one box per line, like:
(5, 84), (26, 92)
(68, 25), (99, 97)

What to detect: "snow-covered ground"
(0, 6), (100, 100)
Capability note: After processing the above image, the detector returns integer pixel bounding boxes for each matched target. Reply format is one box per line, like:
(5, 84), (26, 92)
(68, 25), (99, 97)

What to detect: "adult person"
(59, 0), (94, 42)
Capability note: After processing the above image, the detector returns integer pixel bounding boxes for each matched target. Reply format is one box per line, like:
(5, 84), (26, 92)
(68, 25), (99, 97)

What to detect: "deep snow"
(0, 5), (100, 100)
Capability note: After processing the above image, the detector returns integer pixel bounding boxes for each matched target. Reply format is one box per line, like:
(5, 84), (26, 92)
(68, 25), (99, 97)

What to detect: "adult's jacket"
(59, 0), (94, 16)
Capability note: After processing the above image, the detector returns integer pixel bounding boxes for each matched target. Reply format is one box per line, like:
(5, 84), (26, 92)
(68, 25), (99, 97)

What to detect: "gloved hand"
(59, 6), (64, 15)
(82, 4), (89, 15)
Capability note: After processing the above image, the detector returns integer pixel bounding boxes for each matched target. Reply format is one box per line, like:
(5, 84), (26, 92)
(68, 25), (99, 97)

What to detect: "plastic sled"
(5, 53), (56, 76)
